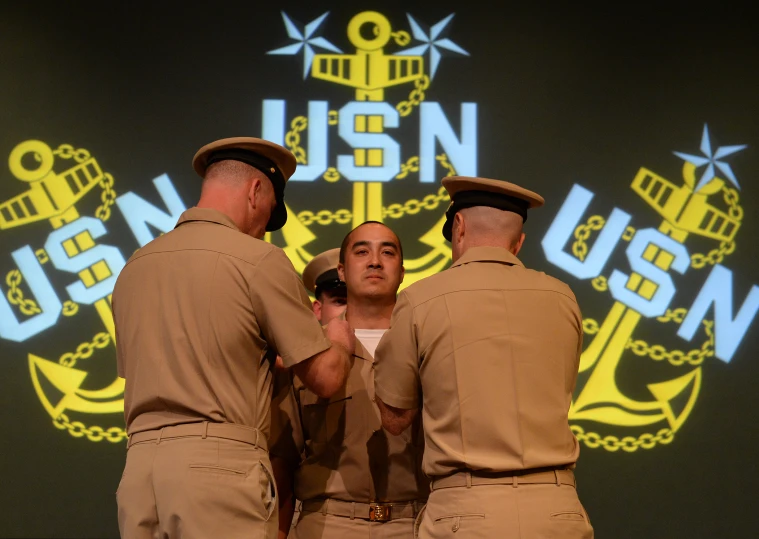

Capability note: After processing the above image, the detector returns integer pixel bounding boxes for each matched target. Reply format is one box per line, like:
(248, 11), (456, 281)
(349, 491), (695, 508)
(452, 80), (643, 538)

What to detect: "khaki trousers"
(293, 509), (416, 539)
(417, 472), (593, 539)
(117, 423), (277, 539)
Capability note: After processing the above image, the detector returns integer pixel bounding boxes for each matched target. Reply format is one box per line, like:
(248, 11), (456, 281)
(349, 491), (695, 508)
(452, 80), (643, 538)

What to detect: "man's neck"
(345, 296), (395, 330)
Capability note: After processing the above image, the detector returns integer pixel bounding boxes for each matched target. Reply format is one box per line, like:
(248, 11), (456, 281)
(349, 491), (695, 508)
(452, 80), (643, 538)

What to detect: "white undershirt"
(354, 329), (387, 358)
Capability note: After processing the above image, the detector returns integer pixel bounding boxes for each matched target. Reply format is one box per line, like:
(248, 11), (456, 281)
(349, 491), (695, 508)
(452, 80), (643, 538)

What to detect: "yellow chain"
(591, 276), (608, 292)
(297, 209), (353, 227)
(656, 307), (687, 323)
(62, 301), (79, 317)
(285, 116), (308, 164)
(392, 30), (411, 46)
(295, 152), (455, 226)
(582, 318), (600, 335)
(53, 413), (127, 443)
(58, 331), (111, 368)
(571, 215), (606, 261)
(383, 186), (450, 220)
(5, 269), (42, 315)
(53, 144), (116, 222)
(436, 154), (457, 177)
(395, 157), (420, 180)
(323, 167), (341, 183)
(626, 319), (714, 367)
(397, 76), (430, 117)
(571, 424), (675, 452)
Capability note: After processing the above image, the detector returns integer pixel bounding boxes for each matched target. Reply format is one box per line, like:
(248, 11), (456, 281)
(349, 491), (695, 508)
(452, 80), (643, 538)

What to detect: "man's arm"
(373, 291), (422, 431)
(292, 317), (354, 398)
(251, 249), (354, 399)
(376, 396), (418, 436)
(271, 456), (295, 539)
(269, 370), (304, 538)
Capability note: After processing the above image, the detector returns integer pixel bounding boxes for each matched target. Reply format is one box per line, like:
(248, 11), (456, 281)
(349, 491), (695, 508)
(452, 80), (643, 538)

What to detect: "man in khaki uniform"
(113, 137), (355, 539)
(302, 248), (347, 324)
(271, 221), (429, 539)
(275, 248), (347, 532)
(373, 177), (594, 539)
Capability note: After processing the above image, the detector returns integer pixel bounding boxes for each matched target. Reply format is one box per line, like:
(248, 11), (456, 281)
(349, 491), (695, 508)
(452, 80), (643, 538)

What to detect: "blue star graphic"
(267, 12), (342, 79)
(673, 124), (747, 192)
(395, 13), (469, 79)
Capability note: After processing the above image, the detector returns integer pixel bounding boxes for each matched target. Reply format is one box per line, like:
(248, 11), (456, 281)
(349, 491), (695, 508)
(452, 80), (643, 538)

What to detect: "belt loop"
(465, 471), (472, 489)
(156, 426), (166, 445)
(512, 475), (518, 488)
(554, 469), (560, 487)
(202, 421), (209, 439)
(321, 500), (328, 516)
(350, 502), (355, 520)
(254, 428), (260, 449)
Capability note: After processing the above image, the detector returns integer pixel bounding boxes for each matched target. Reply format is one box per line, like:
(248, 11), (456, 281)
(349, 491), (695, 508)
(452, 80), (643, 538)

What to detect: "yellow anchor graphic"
(275, 11), (451, 286)
(572, 161), (739, 433)
(2, 140), (125, 421)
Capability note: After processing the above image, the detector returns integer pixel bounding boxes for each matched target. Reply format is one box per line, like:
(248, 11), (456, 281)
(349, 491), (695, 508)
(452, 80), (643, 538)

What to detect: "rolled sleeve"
(250, 249), (331, 368)
(374, 291), (421, 409)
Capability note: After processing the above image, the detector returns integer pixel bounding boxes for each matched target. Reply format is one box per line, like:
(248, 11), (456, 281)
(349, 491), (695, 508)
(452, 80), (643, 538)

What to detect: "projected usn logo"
(0, 142), (188, 442)
(0, 9), (476, 442)
(261, 10), (476, 283)
(542, 125), (759, 452)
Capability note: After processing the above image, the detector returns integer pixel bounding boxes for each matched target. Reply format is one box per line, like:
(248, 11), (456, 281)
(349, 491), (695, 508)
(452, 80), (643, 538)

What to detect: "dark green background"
(1, 2), (756, 537)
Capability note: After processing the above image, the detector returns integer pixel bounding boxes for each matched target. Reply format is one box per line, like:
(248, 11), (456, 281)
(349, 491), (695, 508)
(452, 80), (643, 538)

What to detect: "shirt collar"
(174, 207), (239, 232)
(451, 246), (524, 269)
(338, 309), (375, 362)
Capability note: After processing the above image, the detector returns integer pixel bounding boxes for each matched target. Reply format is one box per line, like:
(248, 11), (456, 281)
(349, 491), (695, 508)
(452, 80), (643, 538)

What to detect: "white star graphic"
(673, 124), (747, 192)
(267, 12), (342, 79)
(394, 13), (469, 79)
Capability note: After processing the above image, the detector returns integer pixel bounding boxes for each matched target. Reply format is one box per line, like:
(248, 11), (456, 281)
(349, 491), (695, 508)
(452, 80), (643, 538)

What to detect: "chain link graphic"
(396, 76), (430, 117)
(53, 413), (127, 443)
(58, 332), (111, 368)
(53, 144), (116, 222)
(5, 269), (41, 315)
(391, 30), (411, 46)
(571, 425), (675, 452)
(285, 116), (308, 164)
(572, 216), (606, 261)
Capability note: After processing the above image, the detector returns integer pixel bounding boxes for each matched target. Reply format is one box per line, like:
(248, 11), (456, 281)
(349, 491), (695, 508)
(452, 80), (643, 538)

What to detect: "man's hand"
(325, 317), (355, 355)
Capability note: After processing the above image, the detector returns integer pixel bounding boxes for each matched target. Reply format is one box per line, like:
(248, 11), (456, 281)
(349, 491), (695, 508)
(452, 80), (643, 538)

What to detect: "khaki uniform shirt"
(113, 207), (331, 437)
(374, 246), (582, 478)
(271, 317), (428, 503)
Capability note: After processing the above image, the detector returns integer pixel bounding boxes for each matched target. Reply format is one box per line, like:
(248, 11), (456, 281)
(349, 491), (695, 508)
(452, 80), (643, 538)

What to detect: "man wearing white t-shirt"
(271, 221), (428, 539)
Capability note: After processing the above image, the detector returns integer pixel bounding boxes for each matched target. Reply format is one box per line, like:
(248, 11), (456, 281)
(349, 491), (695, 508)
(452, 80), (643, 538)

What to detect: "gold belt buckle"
(369, 503), (392, 522)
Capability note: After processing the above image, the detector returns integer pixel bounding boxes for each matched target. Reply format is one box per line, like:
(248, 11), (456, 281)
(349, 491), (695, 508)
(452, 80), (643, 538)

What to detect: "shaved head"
(196, 159), (276, 239)
(451, 206), (526, 262)
(459, 206), (523, 247)
(204, 159), (262, 185)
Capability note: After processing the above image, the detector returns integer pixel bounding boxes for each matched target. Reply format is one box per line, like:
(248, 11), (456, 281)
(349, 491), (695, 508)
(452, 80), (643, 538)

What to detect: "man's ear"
(248, 177), (262, 209)
(454, 212), (465, 241)
(512, 232), (526, 256)
(312, 299), (322, 322)
(337, 263), (345, 282)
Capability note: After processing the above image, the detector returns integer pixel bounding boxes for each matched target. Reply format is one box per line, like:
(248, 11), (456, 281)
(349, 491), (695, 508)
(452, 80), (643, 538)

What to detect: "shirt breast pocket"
(300, 388), (354, 446)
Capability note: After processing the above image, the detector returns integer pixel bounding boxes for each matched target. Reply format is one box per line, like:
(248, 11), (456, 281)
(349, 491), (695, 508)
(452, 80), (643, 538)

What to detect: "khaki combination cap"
(192, 137), (297, 231)
(441, 176), (545, 241)
(302, 248), (345, 296)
